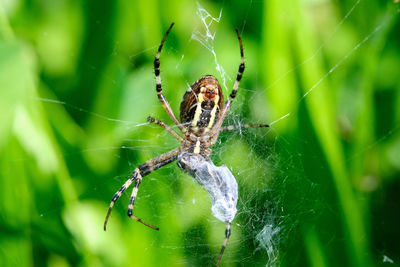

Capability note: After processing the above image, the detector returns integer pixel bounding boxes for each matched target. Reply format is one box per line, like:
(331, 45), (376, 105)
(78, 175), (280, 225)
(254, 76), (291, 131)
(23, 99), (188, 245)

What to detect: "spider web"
(24, 0), (400, 266)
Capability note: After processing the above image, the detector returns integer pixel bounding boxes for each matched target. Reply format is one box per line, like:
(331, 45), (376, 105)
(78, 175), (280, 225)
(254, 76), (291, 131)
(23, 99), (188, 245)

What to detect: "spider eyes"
(204, 89), (217, 99)
(199, 86), (217, 98)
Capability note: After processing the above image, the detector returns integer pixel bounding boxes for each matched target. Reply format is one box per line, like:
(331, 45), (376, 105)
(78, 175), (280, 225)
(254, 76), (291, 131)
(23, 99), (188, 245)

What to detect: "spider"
(104, 23), (269, 266)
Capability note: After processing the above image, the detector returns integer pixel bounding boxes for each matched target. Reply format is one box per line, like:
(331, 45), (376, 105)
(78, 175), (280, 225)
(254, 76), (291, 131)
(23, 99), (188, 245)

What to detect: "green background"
(1, 0), (399, 266)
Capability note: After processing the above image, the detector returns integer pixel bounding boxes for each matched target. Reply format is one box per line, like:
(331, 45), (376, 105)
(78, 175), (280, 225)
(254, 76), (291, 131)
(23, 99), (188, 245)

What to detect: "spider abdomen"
(180, 75), (224, 132)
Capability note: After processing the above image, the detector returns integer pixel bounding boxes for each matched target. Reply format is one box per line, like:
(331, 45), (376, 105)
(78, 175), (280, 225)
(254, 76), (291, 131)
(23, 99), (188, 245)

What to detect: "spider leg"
(228, 29), (245, 103)
(211, 29), (245, 143)
(104, 147), (181, 231)
(147, 116), (184, 143)
(215, 224), (231, 267)
(220, 123), (269, 132)
(154, 23), (187, 134)
(127, 174), (159, 230)
(104, 174), (135, 231)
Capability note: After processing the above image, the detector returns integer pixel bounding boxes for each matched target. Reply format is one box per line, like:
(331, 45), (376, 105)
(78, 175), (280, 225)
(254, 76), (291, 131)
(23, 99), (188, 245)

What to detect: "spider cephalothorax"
(103, 23), (269, 266)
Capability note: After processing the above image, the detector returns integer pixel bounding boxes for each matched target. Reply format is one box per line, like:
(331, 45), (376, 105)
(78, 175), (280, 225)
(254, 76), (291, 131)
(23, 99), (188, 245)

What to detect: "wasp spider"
(104, 23), (269, 266)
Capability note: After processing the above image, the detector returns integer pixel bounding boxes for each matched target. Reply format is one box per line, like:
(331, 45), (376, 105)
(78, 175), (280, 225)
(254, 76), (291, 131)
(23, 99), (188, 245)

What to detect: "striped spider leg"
(104, 148), (181, 231)
(154, 22), (187, 135)
(210, 28), (246, 146)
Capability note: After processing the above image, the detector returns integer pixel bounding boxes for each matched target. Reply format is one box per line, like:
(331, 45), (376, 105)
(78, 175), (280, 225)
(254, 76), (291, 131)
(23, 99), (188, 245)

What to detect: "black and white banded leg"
(104, 148), (181, 231)
(211, 28), (245, 144)
(126, 175), (159, 230)
(154, 23), (187, 134)
(104, 173), (136, 230)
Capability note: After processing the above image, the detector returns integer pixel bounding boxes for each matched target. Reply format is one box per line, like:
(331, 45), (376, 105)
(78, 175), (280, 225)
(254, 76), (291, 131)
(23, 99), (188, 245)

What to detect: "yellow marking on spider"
(193, 140), (201, 154)
(207, 95), (219, 129)
(191, 92), (205, 127)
